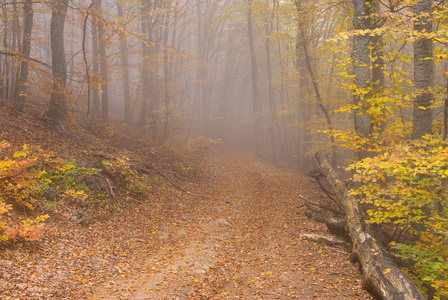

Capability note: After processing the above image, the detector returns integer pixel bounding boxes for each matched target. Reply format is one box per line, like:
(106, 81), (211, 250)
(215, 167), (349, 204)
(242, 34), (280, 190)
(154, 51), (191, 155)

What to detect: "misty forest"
(0, 0), (448, 298)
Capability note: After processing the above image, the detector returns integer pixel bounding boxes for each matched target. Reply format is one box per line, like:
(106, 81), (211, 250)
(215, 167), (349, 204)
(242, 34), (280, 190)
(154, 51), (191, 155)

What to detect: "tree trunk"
(264, 0), (278, 163)
(412, 0), (433, 139)
(274, 0), (290, 162)
(10, 0), (20, 102)
(295, 1), (312, 170)
(352, 0), (372, 159)
(44, 0), (69, 122)
(90, 5), (100, 119)
(215, 41), (236, 140)
(161, 3), (171, 144)
(13, 0), (33, 112)
(444, 61), (448, 140)
(247, 0), (261, 155)
(0, 4), (8, 101)
(139, 0), (152, 128)
(95, 0), (109, 123)
(295, 0), (337, 166)
(371, 1), (385, 92)
(315, 151), (425, 300)
(116, 1), (132, 124)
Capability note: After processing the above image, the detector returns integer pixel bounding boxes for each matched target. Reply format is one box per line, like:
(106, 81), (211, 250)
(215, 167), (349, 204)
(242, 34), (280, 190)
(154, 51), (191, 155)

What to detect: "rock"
(16, 283), (28, 289)
(42, 187), (60, 201)
(70, 209), (93, 226)
(216, 218), (233, 227)
(93, 257), (110, 265)
(74, 174), (87, 185)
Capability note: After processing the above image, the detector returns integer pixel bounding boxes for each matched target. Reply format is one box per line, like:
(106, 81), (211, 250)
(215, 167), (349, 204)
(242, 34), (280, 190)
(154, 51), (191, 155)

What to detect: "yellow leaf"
(383, 268), (391, 275)
(265, 271), (271, 275)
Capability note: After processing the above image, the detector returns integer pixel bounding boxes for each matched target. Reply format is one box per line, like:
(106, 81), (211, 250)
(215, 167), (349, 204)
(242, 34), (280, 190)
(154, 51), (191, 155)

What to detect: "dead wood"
(300, 233), (351, 251)
(308, 169), (337, 201)
(299, 194), (347, 238)
(131, 160), (213, 201)
(15, 111), (47, 130)
(0, 116), (35, 137)
(91, 153), (212, 201)
(315, 151), (424, 300)
(304, 210), (347, 232)
(104, 177), (115, 198)
(135, 165), (192, 194)
(299, 194), (343, 216)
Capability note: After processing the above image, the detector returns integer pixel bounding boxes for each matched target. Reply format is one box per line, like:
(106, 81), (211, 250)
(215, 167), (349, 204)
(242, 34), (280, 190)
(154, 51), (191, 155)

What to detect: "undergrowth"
(349, 135), (448, 298)
(0, 141), (101, 244)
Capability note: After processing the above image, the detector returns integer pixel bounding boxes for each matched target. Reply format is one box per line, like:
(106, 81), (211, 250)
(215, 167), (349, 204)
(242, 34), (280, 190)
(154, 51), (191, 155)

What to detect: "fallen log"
(315, 151), (424, 300)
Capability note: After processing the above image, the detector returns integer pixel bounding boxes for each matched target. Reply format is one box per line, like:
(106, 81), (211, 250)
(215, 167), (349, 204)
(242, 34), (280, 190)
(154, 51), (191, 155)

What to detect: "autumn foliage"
(346, 136), (448, 296)
(0, 141), (49, 242)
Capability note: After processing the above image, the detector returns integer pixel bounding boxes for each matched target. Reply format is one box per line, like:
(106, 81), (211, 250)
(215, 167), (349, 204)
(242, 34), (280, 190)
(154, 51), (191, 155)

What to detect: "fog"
(0, 0), (365, 170)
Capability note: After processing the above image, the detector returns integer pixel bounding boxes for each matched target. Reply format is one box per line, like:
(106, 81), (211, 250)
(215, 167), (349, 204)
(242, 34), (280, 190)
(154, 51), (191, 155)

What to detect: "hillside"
(0, 106), (371, 299)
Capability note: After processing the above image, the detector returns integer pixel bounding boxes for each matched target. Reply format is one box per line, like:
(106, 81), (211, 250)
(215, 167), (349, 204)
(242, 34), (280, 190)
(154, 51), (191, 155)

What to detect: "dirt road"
(93, 151), (372, 299)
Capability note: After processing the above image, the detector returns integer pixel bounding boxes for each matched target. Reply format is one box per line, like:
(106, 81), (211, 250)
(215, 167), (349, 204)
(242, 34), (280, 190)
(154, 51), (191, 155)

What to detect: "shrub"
(0, 141), (49, 242)
(348, 135), (448, 297)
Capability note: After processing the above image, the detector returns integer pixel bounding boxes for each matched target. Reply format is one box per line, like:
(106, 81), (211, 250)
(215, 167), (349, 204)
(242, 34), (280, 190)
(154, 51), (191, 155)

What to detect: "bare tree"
(44, 0), (69, 122)
(161, 0), (172, 143)
(94, 0), (109, 123)
(247, 0), (261, 154)
(295, 0), (337, 166)
(264, 0), (278, 162)
(139, 0), (151, 127)
(90, 2), (100, 119)
(116, 0), (132, 124)
(13, 0), (33, 112)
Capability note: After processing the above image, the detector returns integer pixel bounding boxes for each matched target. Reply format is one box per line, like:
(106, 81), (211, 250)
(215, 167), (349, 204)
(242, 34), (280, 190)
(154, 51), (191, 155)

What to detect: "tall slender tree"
(90, 2), (100, 119)
(413, 0), (433, 139)
(13, 0), (33, 112)
(264, 0), (278, 162)
(139, 0), (150, 127)
(247, 0), (261, 154)
(116, 0), (132, 124)
(94, 0), (109, 123)
(161, 1), (172, 143)
(352, 0), (372, 159)
(44, 0), (69, 122)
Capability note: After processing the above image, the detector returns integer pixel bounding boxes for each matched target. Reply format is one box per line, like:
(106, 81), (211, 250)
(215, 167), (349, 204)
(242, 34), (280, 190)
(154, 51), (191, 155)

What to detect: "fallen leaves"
(0, 150), (373, 300)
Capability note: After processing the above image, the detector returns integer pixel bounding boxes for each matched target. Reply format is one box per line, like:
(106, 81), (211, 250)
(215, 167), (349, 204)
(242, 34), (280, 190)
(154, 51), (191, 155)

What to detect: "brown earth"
(0, 107), (372, 299)
(91, 150), (373, 300)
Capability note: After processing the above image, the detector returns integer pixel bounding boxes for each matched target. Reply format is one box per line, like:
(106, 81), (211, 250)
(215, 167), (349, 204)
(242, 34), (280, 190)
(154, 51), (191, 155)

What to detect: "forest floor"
(89, 151), (372, 300)
(0, 150), (374, 300)
(0, 107), (373, 299)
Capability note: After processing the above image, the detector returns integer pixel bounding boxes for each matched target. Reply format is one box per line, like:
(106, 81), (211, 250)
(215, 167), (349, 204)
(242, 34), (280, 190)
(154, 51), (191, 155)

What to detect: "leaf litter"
(91, 151), (372, 300)
(0, 108), (372, 299)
